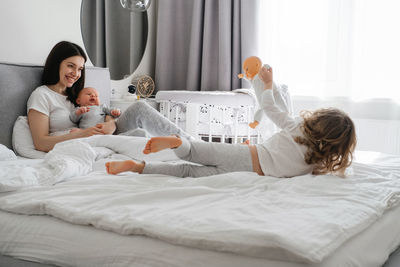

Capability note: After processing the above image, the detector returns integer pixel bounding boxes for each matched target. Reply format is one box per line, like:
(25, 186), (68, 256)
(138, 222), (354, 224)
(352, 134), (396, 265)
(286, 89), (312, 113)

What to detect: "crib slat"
(186, 103), (199, 140)
(247, 106), (251, 143)
(175, 104), (179, 125)
(221, 107), (225, 143)
(208, 105), (213, 142)
(234, 109), (238, 144)
(167, 102), (171, 121)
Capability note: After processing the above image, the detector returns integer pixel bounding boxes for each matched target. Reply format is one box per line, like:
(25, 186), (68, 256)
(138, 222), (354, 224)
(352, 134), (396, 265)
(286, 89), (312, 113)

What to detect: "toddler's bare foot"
(143, 136), (182, 154)
(105, 160), (144, 174)
(242, 140), (250, 145)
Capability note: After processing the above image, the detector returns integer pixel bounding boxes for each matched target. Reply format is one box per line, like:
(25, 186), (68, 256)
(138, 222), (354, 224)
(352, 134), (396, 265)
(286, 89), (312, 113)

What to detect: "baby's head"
(243, 56), (262, 80)
(296, 108), (357, 176)
(76, 87), (100, 106)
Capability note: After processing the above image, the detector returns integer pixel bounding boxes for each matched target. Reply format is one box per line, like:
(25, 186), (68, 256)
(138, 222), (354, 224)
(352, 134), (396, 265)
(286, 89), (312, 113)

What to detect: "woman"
(28, 41), (191, 152)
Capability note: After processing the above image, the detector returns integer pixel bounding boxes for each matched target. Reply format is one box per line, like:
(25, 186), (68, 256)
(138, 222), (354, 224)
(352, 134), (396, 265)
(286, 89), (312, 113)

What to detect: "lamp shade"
(120, 0), (151, 12)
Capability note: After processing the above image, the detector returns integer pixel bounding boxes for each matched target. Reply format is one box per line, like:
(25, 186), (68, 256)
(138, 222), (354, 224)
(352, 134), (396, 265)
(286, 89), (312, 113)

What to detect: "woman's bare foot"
(143, 136), (182, 154)
(105, 160), (145, 174)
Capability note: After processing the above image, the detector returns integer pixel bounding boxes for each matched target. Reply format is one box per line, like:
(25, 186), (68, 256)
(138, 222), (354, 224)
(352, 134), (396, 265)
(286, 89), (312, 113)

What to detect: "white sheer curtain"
(257, 0), (400, 154)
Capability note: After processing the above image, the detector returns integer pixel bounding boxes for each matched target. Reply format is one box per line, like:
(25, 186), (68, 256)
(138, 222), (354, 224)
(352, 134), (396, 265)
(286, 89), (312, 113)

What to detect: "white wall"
(0, 0), (155, 96)
(292, 96), (400, 155)
(0, 0), (90, 65)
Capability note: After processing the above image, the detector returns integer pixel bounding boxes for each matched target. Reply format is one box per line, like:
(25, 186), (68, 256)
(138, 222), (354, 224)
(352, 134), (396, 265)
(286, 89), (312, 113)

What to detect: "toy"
(238, 56), (270, 129)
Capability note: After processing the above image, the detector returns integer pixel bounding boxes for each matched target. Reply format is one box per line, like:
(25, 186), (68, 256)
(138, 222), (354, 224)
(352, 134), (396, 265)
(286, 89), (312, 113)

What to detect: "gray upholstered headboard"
(0, 62), (111, 149)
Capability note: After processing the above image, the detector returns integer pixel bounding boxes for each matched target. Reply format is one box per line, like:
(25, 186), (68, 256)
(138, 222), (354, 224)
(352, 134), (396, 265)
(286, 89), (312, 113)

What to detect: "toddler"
(70, 87), (121, 132)
(105, 66), (356, 178)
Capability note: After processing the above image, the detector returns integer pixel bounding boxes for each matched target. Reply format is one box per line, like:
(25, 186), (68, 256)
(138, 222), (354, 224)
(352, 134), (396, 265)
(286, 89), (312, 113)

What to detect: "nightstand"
(110, 98), (158, 113)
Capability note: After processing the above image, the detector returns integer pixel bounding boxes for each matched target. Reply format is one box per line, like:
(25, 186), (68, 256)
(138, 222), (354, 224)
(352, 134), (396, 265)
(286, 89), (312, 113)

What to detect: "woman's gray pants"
(115, 101), (193, 140)
(143, 138), (253, 178)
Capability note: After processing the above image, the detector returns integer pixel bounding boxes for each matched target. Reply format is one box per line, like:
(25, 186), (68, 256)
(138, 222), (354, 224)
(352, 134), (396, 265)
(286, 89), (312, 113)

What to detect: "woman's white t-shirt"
(27, 85), (77, 134)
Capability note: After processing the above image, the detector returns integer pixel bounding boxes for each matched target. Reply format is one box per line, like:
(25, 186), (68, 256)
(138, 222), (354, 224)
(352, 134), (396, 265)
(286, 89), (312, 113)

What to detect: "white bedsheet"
(0, 140), (96, 192)
(0, 136), (178, 192)
(0, 136), (399, 263)
(1, 201), (400, 267)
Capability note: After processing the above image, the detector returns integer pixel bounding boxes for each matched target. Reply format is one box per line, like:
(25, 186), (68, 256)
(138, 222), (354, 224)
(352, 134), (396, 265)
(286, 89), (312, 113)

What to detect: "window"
(257, 0), (400, 102)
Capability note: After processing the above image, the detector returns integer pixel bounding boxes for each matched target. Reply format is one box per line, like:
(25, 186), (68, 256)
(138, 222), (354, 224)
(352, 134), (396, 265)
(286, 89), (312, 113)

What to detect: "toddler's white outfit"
(143, 88), (312, 178)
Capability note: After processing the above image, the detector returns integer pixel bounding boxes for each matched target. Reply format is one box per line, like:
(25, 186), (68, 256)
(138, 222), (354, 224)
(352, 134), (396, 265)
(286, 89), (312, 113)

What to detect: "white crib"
(156, 88), (292, 144)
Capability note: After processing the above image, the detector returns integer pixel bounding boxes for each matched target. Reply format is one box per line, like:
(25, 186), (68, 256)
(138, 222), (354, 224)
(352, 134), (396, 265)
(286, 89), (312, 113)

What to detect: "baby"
(70, 87), (121, 132)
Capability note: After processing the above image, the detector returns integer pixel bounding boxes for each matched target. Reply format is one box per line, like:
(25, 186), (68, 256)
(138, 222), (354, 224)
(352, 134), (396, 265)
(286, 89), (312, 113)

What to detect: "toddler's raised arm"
(260, 90), (296, 130)
(258, 65), (273, 89)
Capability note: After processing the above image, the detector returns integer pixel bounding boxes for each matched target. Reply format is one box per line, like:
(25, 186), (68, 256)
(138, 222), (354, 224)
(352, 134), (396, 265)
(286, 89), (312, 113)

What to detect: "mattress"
(0, 138), (400, 266)
(0, 192), (399, 267)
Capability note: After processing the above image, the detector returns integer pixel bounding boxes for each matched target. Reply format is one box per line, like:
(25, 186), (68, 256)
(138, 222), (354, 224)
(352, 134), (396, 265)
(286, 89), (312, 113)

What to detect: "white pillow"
(12, 116), (46, 159)
(0, 144), (17, 161)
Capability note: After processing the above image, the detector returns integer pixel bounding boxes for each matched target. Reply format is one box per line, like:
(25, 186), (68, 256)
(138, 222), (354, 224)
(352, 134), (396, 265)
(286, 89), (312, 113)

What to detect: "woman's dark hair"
(42, 41), (87, 105)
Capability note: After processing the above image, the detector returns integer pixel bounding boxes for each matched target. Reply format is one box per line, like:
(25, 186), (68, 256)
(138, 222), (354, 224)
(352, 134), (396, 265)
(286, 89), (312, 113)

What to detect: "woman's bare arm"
(28, 109), (105, 152)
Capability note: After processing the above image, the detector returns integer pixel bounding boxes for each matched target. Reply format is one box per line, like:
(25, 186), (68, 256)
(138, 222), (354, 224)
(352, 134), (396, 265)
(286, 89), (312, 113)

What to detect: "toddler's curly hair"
(294, 108), (356, 176)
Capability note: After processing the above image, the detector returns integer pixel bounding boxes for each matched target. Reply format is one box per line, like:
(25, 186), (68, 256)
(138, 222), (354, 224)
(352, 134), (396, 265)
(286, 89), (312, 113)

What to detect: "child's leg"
(142, 162), (222, 178)
(118, 128), (150, 138)
(105, 158), (222, 177)
(176, 138), (253, 173)
(143, 136), (253, 173)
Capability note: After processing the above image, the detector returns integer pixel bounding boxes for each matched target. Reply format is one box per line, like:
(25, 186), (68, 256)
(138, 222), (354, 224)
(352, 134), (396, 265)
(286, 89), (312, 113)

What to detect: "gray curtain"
(154, 0), (259, 91)
(81, 0), (148, 80)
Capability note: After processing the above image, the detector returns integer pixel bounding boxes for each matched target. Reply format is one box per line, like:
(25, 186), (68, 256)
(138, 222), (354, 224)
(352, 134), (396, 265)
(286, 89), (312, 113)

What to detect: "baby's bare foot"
(143, 136), (182, 154)
(105, 160), (144, 174)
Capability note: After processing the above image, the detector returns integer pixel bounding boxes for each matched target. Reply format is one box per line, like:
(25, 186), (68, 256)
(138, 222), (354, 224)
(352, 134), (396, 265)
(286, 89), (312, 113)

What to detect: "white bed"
(1, 62), (399, 267)
(0, 195), (399, 267)
(0, 136), (400, 267)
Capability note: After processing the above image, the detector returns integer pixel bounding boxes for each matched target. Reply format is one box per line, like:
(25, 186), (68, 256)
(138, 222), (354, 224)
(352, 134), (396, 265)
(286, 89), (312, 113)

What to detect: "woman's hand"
(71, 126), (104, 138)
(96, 116), (117, 135)
(259, 65), (273, 90)
(69, 128), (81, 133)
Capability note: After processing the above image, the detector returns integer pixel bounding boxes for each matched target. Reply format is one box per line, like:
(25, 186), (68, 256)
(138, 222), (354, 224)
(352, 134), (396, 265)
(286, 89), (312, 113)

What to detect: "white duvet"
(0, 135), (399, 263)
